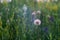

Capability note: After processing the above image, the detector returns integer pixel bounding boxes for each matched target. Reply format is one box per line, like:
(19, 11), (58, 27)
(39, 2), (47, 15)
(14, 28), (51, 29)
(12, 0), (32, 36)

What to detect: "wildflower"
(31, 11), (36, 22)
(43, 27), (48, 33)
(23, 4), (27, 12)
(48, 15), (54, 22)
(37, 10), (41, 14)
(32, 11), (36, 15)
(34, 19), (41, 25)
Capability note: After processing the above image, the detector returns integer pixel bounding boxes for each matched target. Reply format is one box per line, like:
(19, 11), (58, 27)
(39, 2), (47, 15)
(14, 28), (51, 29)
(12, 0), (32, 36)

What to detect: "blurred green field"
(0, 0), (60, 40)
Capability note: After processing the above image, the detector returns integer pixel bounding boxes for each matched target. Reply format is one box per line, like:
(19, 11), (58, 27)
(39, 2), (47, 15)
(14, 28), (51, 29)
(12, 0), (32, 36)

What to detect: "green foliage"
(0, 0), (60, 40)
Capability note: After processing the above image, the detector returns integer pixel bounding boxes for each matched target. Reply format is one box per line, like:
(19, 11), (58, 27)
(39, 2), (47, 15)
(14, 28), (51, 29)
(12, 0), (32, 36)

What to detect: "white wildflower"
(34, 19), (41, 25)
(23, 4), (27, 12)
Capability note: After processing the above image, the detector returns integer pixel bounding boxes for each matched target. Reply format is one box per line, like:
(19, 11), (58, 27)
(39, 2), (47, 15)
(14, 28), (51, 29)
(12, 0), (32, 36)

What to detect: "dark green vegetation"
(0, 0), (60, 40)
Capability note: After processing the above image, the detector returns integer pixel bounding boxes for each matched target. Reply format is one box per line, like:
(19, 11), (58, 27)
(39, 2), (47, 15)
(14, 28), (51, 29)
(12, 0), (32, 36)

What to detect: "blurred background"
(0, 0), (60, 40)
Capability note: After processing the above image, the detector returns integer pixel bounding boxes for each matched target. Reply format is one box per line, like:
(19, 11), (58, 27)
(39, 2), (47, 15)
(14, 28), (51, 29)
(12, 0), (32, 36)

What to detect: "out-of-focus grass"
(0, 0), (60, 40)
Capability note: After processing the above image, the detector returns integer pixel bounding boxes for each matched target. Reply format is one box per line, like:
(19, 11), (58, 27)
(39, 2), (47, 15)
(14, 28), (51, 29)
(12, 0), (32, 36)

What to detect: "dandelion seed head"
(34, 19), (41, 25)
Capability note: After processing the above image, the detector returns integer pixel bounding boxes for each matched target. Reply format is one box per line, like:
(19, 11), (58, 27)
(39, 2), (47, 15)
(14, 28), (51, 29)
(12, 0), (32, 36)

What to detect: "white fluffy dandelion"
(34, 19), (41, 25)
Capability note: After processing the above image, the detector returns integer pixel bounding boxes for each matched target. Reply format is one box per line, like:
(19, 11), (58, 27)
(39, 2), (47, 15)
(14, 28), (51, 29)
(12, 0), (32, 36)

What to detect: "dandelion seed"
(34, 19), (41, 25)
